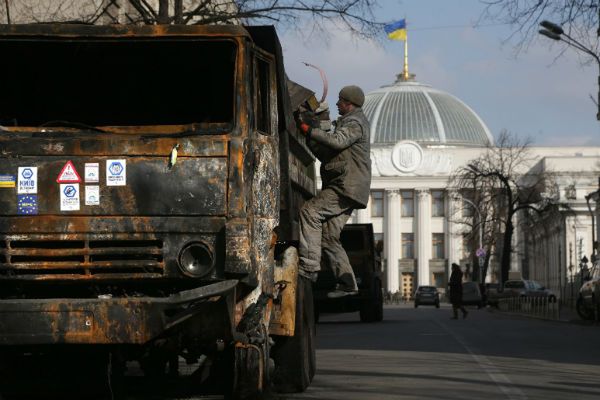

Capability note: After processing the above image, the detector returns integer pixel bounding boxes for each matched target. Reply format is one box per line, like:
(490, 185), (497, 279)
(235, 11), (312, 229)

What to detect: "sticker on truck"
(60, 184), (80, 211)
(106, 160), (126, 186)
(18, 167), (37, 194)
(56, 161), (82, 183)
(0, 175), (16, 188)
(85, 185), (100, 206)
(85, 163), (100, 183)
(17, 194), (38, 215)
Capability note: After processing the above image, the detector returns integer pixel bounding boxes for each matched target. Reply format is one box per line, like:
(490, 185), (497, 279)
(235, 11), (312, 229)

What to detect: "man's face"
(336, 97), (353, 116)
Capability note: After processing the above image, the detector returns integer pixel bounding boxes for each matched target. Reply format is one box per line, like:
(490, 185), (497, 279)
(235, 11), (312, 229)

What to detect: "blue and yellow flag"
(384, 19), (407, 41)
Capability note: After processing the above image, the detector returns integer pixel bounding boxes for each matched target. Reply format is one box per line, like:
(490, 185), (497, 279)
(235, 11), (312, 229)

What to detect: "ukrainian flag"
(384, 19), (407, 41)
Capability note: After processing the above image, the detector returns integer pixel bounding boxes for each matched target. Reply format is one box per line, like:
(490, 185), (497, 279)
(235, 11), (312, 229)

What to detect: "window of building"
(401, 233), (414, 259)
(401, 191), (414, 217)
(432, 233), (445, 259)
(371, 190), (384, 217)
(431, 190), (445, 217)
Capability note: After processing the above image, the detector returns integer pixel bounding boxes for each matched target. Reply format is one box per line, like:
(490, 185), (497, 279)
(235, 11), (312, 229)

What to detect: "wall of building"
(341, 145), (600, 296)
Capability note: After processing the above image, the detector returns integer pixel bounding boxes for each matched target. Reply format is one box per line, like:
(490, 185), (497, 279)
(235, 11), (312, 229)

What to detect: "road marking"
(435, 320), (528, 400)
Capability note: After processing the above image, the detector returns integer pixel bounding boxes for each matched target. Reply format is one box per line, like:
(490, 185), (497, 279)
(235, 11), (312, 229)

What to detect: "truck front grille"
(0, 236), (164, 279)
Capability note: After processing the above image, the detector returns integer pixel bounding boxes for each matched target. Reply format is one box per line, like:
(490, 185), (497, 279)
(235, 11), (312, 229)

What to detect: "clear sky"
(280, 0), (600, 146)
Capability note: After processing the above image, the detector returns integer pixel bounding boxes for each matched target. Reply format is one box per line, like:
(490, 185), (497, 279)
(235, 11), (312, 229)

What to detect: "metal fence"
(497, 296), (561, 320)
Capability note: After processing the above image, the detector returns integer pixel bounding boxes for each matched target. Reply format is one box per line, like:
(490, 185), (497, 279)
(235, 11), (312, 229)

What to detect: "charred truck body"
(0, 24), (316, 396)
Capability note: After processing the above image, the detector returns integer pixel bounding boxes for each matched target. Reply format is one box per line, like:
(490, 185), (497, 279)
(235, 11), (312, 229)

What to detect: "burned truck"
(0, 24), (317, 397)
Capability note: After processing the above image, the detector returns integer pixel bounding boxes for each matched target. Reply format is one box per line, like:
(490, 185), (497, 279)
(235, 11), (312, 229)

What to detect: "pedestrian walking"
(296, 85), (371, 298)
(449, 263), (468, 319)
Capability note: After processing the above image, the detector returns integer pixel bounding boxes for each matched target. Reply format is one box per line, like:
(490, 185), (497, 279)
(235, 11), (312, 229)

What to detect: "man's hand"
(296, 111), (320, 136)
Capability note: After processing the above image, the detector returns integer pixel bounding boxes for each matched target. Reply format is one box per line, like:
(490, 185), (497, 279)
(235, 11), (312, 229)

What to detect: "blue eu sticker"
(17, 194), (38, 215)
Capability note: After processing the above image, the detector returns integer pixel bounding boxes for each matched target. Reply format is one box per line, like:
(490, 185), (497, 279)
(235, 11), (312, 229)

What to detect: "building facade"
(331, 74), (600, 299)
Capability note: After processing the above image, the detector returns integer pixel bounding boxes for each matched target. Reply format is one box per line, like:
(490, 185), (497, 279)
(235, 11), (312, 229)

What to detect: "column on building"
(385, 189), (401, 292)
(511, 213), (521, 275)
(416, 188), (431, 286)
(355, 198), (370, 223)
(446, 190), (460, 268)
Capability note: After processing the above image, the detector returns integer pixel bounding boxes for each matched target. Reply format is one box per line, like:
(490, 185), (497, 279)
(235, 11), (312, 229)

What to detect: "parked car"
(576, 263), (600, 320)
(462, 281), (484, 308)
(483, 283), (500, 306)
(414, 286), (440, 308)
(487, 279), (557, 306)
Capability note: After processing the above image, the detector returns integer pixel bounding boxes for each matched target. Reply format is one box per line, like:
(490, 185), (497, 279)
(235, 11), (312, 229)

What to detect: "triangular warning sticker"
(56, 161), (82, 183)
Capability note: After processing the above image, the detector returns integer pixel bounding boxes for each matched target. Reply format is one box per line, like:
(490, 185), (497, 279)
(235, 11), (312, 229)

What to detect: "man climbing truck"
(0, 24), (316, 398)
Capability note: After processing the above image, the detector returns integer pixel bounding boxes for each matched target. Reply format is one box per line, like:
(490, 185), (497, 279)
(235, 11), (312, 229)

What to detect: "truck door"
(250, 49), (279, 291)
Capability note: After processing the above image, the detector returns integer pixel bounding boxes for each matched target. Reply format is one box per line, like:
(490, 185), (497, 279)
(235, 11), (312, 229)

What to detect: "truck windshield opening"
(0, 38), (236, 128)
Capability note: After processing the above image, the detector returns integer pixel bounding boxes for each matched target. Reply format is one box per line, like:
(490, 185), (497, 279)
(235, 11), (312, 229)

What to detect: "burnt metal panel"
(0, 157), (227, 216)
(0, 134), (229, 157)
(245, 25), (316, 242)
(0, 279), (238, 345)
(0, 24), (253, 38)
(0, 216), (225, 234)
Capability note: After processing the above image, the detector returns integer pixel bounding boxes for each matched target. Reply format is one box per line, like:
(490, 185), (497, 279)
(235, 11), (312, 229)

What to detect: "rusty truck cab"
(0, 23), (292, 350)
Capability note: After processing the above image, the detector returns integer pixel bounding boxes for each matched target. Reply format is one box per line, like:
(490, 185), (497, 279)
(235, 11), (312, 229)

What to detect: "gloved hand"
(315, 101), (329, 114)
(296, 111), (320, 136)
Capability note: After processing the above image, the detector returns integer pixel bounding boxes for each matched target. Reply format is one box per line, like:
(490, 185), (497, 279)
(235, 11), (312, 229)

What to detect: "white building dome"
(363, 78), (494, 146)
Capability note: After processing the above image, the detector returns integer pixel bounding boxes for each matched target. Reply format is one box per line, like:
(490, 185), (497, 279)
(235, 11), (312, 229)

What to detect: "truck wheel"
(360, 279), (384, 322)
(230, 342), (269, 400)
(271, 275), (316, 393)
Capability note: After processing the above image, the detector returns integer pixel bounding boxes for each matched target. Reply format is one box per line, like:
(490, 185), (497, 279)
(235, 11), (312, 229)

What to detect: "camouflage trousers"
(298, 188), (358, 291)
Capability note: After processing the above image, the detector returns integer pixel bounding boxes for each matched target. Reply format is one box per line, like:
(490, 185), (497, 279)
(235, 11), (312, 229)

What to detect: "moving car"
(414, 286), (440, 308)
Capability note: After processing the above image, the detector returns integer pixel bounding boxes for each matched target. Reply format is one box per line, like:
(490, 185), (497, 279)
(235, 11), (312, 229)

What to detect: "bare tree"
(448, 183), (501, 283)
(480, 0), (599, 56)
(1, 1), (384, 39)
(451, 131), (560, 284)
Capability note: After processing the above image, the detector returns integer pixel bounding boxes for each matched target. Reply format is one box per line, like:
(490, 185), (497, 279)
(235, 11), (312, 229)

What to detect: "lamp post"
(538, 20), (600, 120)
(454, 194), (485, 284)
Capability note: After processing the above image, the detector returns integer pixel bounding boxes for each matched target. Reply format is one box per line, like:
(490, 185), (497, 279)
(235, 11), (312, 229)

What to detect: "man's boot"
(451, 307), (458, 319)
(327, 283), (358, 299)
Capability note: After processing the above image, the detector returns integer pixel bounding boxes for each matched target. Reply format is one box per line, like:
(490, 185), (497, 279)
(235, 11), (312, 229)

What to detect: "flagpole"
(403, 32), (409, 81)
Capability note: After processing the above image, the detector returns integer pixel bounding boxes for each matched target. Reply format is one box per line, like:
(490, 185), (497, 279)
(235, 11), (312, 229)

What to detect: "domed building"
(364, 79), (493, 147)
(342, 72), (600, 301)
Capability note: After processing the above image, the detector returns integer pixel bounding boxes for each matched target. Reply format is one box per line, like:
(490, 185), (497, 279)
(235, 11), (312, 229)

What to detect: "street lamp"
(538, 20), (600, 120)
(453, 194), (485, 284)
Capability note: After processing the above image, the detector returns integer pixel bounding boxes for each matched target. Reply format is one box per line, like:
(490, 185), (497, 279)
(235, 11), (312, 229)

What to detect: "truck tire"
(360, 279), (384, 322)
(272, 275), (316, 393)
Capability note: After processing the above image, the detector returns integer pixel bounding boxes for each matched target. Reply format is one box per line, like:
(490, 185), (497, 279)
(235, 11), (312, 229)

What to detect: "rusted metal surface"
(0, 23), (252, 38)
(269, 247), (299, 337)
(0, 24), (316, 392)
(0, 279), (237, 345)
(0, 158), (227, 216)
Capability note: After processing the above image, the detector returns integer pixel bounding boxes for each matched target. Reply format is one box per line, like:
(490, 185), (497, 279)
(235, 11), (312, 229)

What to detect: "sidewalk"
(490, 302), (588, 324)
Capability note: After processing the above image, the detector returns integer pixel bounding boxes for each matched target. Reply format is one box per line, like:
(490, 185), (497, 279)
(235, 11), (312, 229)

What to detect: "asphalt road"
(286, 304), (600, 400)
(2, 304), (599, 399)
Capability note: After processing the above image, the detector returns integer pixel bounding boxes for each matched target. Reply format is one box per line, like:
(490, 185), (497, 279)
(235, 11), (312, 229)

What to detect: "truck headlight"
(178, 242), (214, 277)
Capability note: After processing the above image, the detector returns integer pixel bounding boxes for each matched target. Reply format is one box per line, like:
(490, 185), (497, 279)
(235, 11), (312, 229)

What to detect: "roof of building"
(363, 77), (493, 147)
